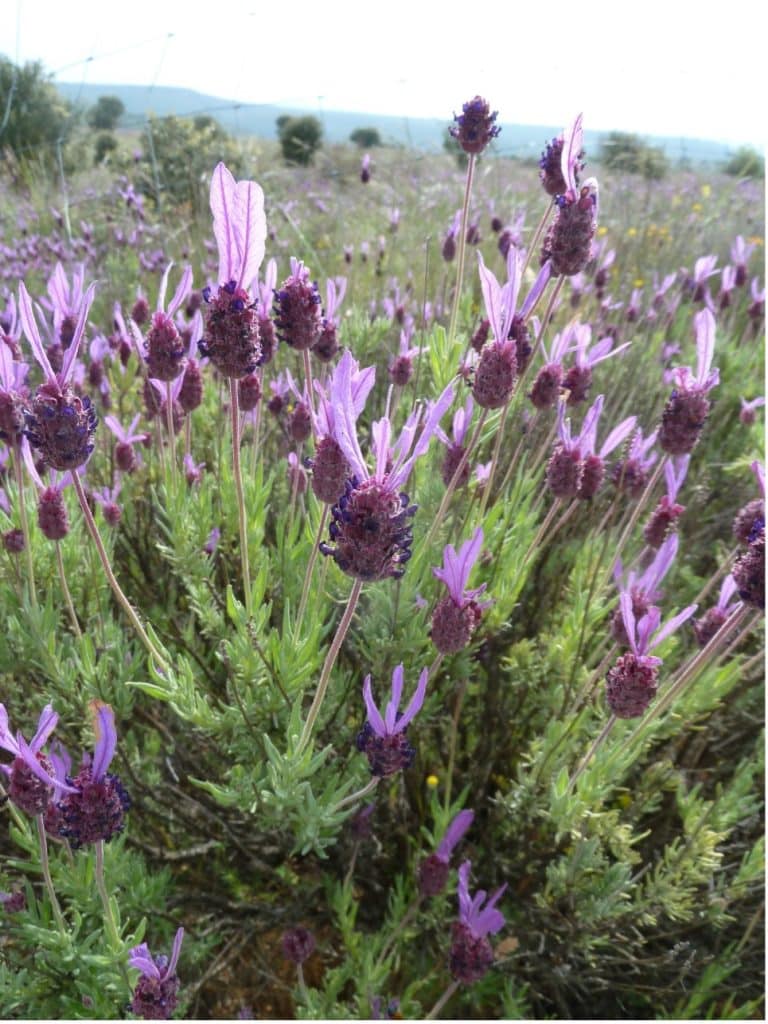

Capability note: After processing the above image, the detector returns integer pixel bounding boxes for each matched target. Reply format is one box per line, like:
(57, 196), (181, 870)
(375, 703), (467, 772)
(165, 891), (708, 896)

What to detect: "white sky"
(3, 0), (766, 147)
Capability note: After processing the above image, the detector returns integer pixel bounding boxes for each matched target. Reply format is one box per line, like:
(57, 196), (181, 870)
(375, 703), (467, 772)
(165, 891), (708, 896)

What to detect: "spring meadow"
(0, 79), (765, 1021)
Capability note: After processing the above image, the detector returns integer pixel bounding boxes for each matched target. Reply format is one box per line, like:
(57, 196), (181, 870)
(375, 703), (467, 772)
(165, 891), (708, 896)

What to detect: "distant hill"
(56, 82), (738, 166)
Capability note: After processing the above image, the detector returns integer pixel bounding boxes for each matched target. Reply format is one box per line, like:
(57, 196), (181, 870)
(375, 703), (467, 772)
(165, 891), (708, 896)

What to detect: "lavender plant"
(0, 95), (763, 1021)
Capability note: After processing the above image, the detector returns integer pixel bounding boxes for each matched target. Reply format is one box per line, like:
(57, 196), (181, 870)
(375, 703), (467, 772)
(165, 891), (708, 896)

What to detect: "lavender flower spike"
(56, 702), (131, 848)
(129, 927), (185, 1020)
(321, 366), (453, 581)
(0, 703), (74, 816)
(199, 162), (267, 378)
(357, 665), (428, 776)
(419, 809), (475, 897)
(693, 574), (742, 647)
(659, 308), (719, 455)
(644, 456), (689, 548)
(450, 860), (507, 984)
(606, 595), (697, 718)
(19, 279), (98, 470)
(431, 528), (491, 654)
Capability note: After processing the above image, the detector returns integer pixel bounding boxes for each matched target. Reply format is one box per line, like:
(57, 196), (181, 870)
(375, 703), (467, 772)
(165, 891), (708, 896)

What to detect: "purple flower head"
(320, 369), (453, 581)
(431, 528), (490, 653)
(418, 809), (475, 897)
(143, 264), (193, 382)
(448, 96), (501, 155)
(450, 860), (506, 984)
(659, 308), (719, 455)
(313, 276), (347, 362)
(644, 456), (689, 548)
(740, 395), (765, 426)
(105, 412), (148, 473)
(689, 254), (719, 302)
(273, 257), (323, 353)
(0, 302), (30, 445)
(433, 528), (489, 607)
(576, 397), (637, 500)
(541, 170), (599, 277)
(612, 534), (680, 645)
(473, 248), (524, 409)
(612, 425), (658, 498)
(55, 702), (131, 848)
(693, 574), (742, 647)
(562, 324), (630, 406)
(360, 153), (371, 183)
(209, 163), (266, 293)
(606, 595), (697, 718)
(199, 163), (266, 378)
(0, 703), (75, 816)
(539, 115), (584, 197)
(19, 279), (98, 471)
(129, 927), (184, 1020)
(42, 262), (86, 349)
(356, 665), (428, 776)
(281, 926), (316, 964)
(388, 325), (423, 386)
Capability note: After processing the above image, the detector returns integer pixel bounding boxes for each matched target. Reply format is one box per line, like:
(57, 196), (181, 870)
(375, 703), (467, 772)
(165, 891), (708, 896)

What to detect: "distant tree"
(277, 115), (323, 166)
(134, 114), (243, 211)
(93, 131), (118, 165)
(599, 131), (669, 180)
(0, 57), (75, 167)
(87, 95), (125, 131)
(723, 146), (764, 179)
(350, 127), (382, 148)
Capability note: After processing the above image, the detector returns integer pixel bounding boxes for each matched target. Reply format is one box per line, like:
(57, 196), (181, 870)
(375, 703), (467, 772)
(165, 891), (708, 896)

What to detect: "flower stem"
(55, 542), (82, 638)
(35, 814), (66, 934)
(567, 714), (617, 793)
(521, 201), (555, 281)
(477, 401), (511, 518)
(165, 381), (177, 489)
(425, 979), (460, 1020)
(520, 498), (562, 569)
(13, 448), (37, 607)
(447, 154), (476, 349)
(72, 473), (168, 672)
(332, 774), (380, 814)
(609, 458), (666, 579)
(376, 894), (423, 968)
(444, 676), (468, 813)
(296, 579), (363, 756)
(295, 505), (330, 637)
(96, 841), (131, 986)
(423, 409), (488, 553)
(229, 379), (252, 619)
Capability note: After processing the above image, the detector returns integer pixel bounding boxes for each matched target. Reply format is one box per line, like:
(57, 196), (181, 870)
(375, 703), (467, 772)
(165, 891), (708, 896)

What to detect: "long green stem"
(165, 381), (177, 489)
(229, 379), (252, 619)
(13, 448), (37, 606)
(296, 579), (363, 756)
(422, 409), (488, 553)
(446, 154), (476, 349)
(295, 505), (330, 637)
(477, 401), (510, 519)
(95, 841), (131, 985)
(426, 979), (460, 1020)
(36, 814), (66, 934)
(444, 677), (468, 813)
(72, 473), (168, 672)
(567, 714), (617, 793)
(521, 201), (555, 281)
(55, 542), (82, 638)
(376, 894), (423, 968)
(332, 775), (380, 814)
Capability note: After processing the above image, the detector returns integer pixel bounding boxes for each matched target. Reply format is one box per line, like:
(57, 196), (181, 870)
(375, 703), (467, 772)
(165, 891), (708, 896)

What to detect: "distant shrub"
(277, 115), (323, 166)
(134, 114), (243, 211)
(93, 131), (118, 165)
(600, 131), (669, 179)
(350, 127), (382, 148)
(87, 95), (125, 131)
(0, 57), (75, 169)
(723, 146), (765, 178)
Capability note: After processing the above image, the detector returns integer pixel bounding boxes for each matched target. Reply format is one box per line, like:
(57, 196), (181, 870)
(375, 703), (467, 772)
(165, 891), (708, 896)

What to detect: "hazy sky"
(3, 0), (766, 147)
